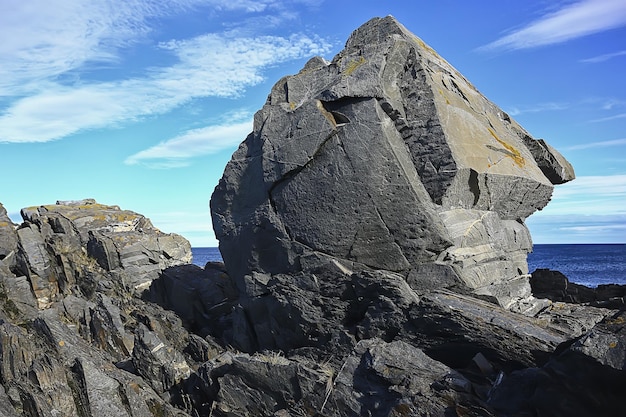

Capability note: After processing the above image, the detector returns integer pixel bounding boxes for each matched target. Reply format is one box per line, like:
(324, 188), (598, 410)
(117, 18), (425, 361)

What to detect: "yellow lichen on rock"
(488, 128), (525, 167)
(343, 56), (366, 76)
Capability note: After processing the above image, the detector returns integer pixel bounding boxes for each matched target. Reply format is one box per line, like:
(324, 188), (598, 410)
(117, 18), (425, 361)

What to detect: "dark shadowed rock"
(204, 338), (495, 417)
(531, 268), (626, 309)
(0, 204), (18, 269)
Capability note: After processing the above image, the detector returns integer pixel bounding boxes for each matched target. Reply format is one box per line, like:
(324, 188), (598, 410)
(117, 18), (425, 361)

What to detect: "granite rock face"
(211, 16), (574, 311)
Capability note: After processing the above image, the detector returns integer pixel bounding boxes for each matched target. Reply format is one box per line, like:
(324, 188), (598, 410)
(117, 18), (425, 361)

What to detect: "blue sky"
(1, 0), (625, 246)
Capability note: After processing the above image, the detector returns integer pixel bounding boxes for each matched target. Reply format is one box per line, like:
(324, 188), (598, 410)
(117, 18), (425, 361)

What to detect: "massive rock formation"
(0, 196), (624, 417)
(211, 16), (574, 314)
(210, 15), (576, 356)
(205, 18), (626, 415)
(1, 16), (624, 417)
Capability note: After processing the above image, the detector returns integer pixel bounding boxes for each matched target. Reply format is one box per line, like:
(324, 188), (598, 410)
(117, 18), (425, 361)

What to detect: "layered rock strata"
(1, 197), (624, 416)
(14, 199), (190, 308)
(0, 200), (199, 416)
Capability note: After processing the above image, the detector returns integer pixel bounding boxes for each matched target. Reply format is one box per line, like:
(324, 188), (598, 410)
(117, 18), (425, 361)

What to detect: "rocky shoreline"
(1, 16), (625, 417)
(2, 199), (625, 417)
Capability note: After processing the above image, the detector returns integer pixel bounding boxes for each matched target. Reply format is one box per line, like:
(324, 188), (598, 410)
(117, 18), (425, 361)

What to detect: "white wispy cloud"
(125, 119), (253, 168)
(0, 0), (331, 143)
(527, 212), (626, 243)
(600, 99), (626, 110)
(479, 0), (626, 51)
(527, 176), (626, 243)
(580, 49), (626, 63)
(0, 0), (215, 97)
(541, 175), (626, 216)
(507, 102), (570, 116)
(0, 31), (330, 143)
(567, 138), (626, 150)
(560, 223), (626, 232)
(589, 113), (626, 123)
(210, 0), (322, 13)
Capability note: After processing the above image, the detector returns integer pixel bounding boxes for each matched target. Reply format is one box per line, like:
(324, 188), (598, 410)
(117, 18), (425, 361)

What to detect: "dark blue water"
(191, 247), (223, 266)
(528, 244), (626, 287)
(193, 244), (626, 288)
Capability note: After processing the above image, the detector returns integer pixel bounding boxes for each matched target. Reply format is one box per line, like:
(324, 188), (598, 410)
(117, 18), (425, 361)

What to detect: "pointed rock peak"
(345, 16), (440, 59)
(345, 16), (407, 46)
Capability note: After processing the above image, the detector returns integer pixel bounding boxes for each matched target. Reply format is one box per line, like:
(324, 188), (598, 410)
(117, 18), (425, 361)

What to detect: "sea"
(191, 244), (626, 288)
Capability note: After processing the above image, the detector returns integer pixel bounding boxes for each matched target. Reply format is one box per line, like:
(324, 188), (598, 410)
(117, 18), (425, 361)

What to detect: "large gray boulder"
(211, 16), (574, 310)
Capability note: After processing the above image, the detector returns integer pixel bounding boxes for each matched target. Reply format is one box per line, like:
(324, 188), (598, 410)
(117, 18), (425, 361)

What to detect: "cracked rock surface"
(211, 15), (575, 327)
(2, 16), (624, 417)
(204, 17), (625, 416)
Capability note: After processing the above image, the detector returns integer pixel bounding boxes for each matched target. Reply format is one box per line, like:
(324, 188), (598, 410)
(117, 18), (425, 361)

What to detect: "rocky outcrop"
(531, 268), (626, 308)
(204, 16), (625, 417)
(1, 16), (624, 417)
(210, 15), (577, 357)
(17, 199), (191, 304)
(0, 199), (198, 416)
(211, 16), (574, 315)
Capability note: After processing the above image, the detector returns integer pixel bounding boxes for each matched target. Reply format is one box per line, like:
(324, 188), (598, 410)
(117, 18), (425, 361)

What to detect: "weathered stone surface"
(0, 16), (622, 417)
(569, 310), (626, 371)
(11, 199), (191, 304)
(488, 347), (626, 417)
(132, 323), (192, 394)
(211, 16), (574, 308)
(146, 263), (237, 339)
(0, 204), (18, 269)
(0, 200), (198, 416)
(204, 338), (494, 417)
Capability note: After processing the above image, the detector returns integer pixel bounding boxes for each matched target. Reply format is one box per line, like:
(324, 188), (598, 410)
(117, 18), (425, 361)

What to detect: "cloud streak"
(479, 0), (626, 51)
(589, 113), (626, 123)
(567, 138), (626, 150)
(580, 50), (626, 63)
(125, 119), (253, 168)
(507, 102), (570, 116)
(0, 32), (330, 143)
(560, 223), (626, 232)
(0, 0), (217, 97)
(540, 175), (626, 217)
(528, 176), (626, 242)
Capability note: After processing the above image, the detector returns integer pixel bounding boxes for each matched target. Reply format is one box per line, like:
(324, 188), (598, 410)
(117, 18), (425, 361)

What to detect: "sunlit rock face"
(211, 16), (574, 310)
